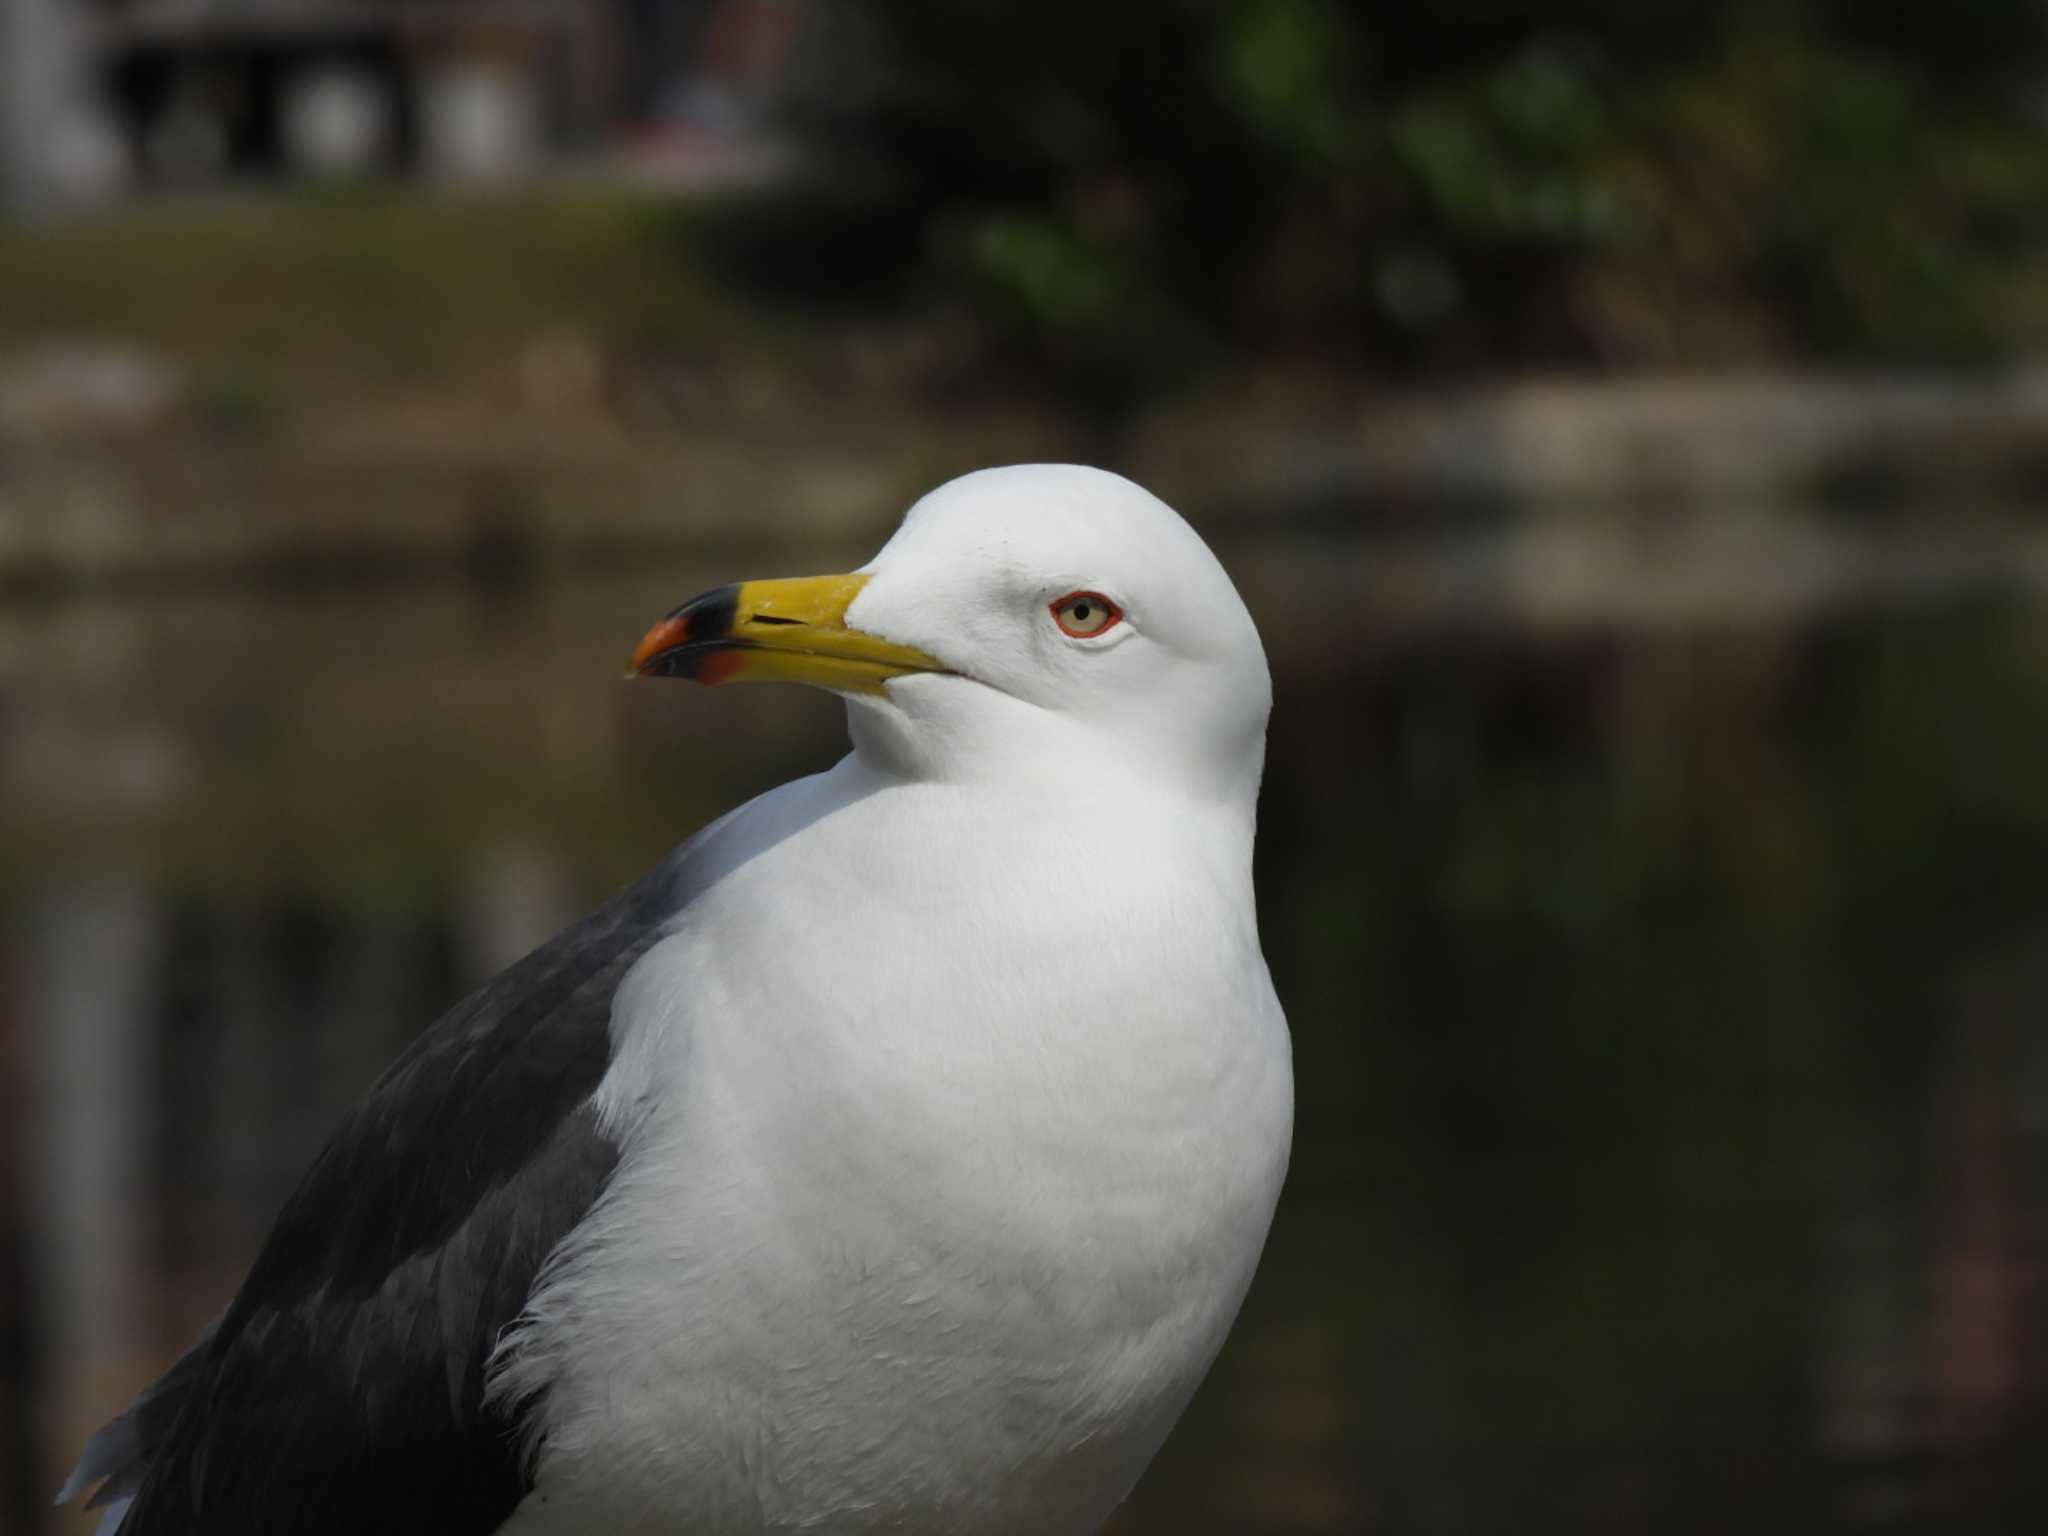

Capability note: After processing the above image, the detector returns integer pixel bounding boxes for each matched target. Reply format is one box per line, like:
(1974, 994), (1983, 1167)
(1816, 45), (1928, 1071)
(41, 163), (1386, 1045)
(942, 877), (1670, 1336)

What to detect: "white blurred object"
(1, 0), (126, 211)
(282, 63), (393, 178)
(24, 869), (158, 1441)
(46, 107), (130, 201)
(420, 59), (540, 184)
(0, 345), (176, 436)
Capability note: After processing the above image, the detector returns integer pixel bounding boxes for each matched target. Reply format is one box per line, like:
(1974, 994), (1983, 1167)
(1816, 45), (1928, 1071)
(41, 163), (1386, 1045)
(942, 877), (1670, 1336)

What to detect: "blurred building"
(0, 0), (803, 210)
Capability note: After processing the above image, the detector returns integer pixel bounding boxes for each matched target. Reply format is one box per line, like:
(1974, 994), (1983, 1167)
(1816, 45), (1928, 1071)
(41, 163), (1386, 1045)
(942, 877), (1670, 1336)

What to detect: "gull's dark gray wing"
(60, 860), (684, 1536)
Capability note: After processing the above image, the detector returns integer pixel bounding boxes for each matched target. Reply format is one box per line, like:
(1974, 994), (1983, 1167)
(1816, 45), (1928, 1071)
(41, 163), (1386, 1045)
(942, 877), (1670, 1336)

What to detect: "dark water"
(4, 533), (2047, 1534)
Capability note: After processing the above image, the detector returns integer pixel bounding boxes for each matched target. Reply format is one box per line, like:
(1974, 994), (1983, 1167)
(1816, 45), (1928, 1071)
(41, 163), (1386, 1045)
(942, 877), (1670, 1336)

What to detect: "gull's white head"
(849, 466), (1269, 799)
(630, 465), (1270, 804)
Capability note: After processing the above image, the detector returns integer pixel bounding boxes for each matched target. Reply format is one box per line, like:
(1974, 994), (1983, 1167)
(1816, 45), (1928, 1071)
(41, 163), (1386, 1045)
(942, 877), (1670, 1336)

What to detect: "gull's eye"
(1050, 590), (1122, 639)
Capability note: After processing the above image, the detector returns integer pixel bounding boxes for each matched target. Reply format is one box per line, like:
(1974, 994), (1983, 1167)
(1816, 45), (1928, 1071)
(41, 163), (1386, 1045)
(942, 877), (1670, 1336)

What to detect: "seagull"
(61, 464), (1293, 1535)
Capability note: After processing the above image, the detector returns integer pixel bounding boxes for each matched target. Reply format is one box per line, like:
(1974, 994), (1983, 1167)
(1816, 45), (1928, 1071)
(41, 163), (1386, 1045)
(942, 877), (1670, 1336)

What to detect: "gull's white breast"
(496, 757), (1293, 1534)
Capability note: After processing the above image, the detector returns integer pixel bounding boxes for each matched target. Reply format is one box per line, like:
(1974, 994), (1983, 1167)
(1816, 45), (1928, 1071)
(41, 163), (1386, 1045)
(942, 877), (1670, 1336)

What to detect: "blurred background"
(4, 1), (2048, 1531)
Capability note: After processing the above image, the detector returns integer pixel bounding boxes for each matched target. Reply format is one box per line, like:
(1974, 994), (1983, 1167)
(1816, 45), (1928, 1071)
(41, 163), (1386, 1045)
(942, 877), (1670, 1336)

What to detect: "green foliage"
(784, 1), (2048, 390)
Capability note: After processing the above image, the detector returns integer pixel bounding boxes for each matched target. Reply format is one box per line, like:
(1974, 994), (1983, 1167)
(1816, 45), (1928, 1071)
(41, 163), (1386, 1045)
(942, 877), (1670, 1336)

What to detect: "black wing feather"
(73, 860), (682, 1535)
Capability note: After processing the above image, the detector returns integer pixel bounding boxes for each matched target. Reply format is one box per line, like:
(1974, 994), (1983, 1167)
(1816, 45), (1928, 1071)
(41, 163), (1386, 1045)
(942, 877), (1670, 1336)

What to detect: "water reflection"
(5, 535), (2048, 1533)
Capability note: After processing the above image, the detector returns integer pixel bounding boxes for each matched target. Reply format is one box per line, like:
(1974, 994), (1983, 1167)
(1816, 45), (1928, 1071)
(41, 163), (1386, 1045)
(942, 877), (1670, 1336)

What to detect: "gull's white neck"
(844, 678), (1268, 818)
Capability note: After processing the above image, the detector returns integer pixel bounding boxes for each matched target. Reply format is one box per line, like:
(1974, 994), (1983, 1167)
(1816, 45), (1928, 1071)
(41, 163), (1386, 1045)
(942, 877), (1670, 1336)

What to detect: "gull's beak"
(628, 574), (945, 694)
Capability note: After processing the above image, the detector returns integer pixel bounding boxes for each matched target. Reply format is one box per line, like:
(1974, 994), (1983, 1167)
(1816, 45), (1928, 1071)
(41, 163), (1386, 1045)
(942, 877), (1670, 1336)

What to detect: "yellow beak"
(628, 574), (945, 695)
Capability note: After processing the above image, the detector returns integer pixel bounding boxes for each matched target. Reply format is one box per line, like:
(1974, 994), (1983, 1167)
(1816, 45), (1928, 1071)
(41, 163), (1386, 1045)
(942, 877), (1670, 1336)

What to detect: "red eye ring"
(1050, 590), (1123, 638)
